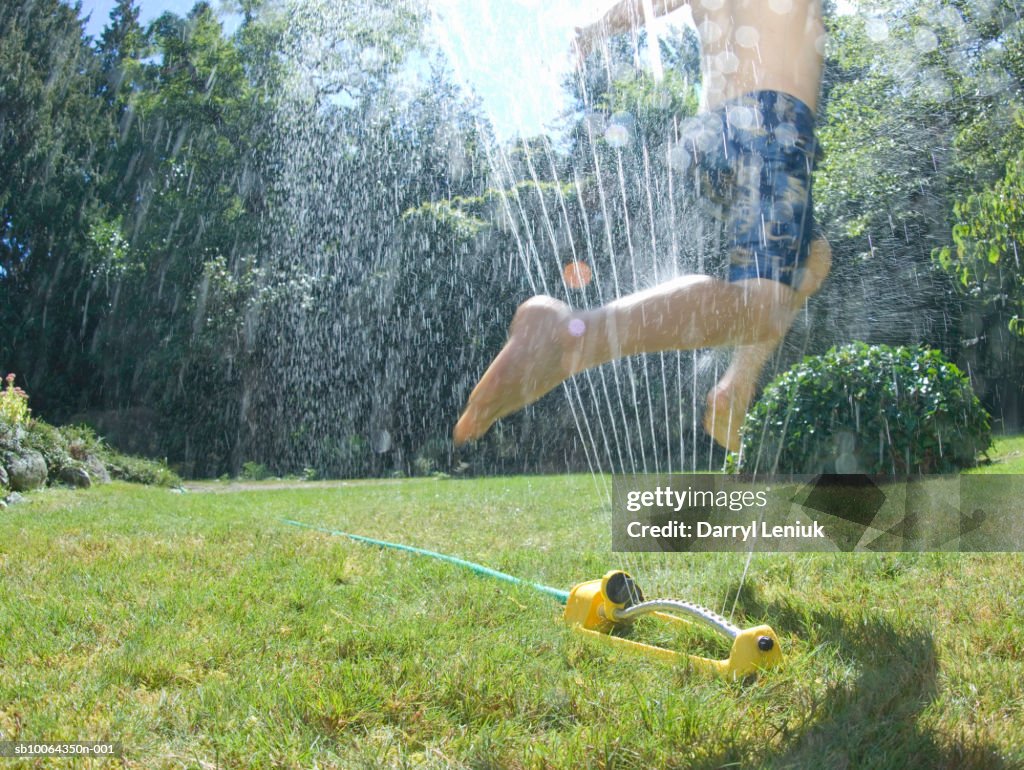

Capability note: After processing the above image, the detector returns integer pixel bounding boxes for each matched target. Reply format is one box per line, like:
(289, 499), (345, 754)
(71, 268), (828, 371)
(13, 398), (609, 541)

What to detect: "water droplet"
(568, 318), (586, 337)
(913, 27), (938, 54)
(698, 20), (723, 44)
(936, 6), (964, 31)
(865, 17), (889, 42)
(835, 452), (859, 474)
(448, 143), (467, 179)
(971, 0), (998, 24)
(774, 122), (798, 147)
(669, 143), (693, 171)
(687, 112), (723, 152)
(604, 124), (630, 148)
(836, 431), (857, 454)
(611, 61), (634, 82)
(978, 68), (1012, 98)
(704, 69), (727, 96)
(734, 26), (759, 48)
(727, 104), (755, 130)
(814, 33), (828, 56)
(360, 46), (383, 69)
(699, 0), (724, 9)
(714, 50), (739, 74)
(611, 111), (635, 129)
(371, 430), (392, 454)
(919, 69), (951, 102)
(768, 0), (793, 13)
(604, 113), (634, 148)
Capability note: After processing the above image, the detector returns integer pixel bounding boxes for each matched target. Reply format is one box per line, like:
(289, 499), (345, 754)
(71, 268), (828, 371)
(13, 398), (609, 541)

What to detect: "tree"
(811, 1), (1024, 427)
(0, 0), (114, 413)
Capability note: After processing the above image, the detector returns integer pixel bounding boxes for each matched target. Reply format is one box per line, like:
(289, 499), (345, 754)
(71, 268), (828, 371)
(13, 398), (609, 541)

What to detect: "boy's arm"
(574, 0), (690, 62)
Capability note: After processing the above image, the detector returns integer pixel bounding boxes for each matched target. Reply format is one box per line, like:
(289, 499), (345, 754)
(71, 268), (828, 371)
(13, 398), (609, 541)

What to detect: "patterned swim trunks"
(680, 90), (819, 287)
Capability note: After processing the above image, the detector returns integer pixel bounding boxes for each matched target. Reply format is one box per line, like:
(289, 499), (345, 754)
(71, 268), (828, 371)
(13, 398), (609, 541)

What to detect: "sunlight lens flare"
(563, 260), (593, 289)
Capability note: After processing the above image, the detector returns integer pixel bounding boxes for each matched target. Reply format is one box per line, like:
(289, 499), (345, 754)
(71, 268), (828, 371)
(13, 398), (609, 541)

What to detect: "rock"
(4, 491), (25, 505)
(4, 450), (47, 491)
(58, 465), (92, 489)
(83, 454), (111, 484)
(0, 462), (8, 489)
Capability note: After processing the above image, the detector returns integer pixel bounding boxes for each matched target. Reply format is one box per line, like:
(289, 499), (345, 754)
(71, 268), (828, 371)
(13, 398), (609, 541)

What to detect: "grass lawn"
(1, 438), (1022, 768)
(971, 433), (1024, 473)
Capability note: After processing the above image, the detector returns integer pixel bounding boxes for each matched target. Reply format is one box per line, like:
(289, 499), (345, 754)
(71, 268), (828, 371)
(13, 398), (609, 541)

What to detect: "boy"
(455, 0), (831, 452)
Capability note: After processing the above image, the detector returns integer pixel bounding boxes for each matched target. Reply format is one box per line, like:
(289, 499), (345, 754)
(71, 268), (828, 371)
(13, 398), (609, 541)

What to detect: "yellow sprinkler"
(563, 570), (782, 679)
(283, 520), (782, 679)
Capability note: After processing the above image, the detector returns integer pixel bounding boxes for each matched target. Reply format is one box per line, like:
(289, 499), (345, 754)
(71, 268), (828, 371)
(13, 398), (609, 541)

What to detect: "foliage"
(738, 343), (992, 475)
(240, 460), (271, 481)
(3, 0), (1024, 477)
(101, 449), (181, 487)
(811, 2), (1024, 428)
(18, 420), (74, 477)
(0, 374), (30, 429)
(0, 0), (108, 278)
(10, 408), (180, 488)
(936, 141), (1024, 336)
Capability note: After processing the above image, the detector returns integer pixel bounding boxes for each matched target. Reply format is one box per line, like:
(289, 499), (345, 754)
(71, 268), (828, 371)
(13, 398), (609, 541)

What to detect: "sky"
(429, 0), (692, 139)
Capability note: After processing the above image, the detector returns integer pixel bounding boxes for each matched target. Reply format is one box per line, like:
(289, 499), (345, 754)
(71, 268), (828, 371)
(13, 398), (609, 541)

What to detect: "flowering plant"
(0, 373), (30, 427)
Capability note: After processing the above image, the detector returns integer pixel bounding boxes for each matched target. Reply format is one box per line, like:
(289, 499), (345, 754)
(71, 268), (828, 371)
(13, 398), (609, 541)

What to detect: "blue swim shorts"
(681, 90), (819, 287)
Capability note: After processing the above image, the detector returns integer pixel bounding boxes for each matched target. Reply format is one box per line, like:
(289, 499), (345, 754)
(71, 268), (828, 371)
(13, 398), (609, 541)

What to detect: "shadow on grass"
(723, 583), (1009, 770)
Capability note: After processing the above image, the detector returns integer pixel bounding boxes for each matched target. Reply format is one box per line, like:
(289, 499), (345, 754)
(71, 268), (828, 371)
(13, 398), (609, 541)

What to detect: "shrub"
(241, 461), (270, 481)
(20, 420), (74, 475)
(60, 423), (106, 460)
(0, 373), (30, 429)
(738, 343), (992, 475)
(102, 452), (180, 487)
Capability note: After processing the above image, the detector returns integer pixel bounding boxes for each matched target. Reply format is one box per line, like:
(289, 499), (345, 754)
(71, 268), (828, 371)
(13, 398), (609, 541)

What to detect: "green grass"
(1, 443), (1023, 768)
(968, 433), (1024, 474)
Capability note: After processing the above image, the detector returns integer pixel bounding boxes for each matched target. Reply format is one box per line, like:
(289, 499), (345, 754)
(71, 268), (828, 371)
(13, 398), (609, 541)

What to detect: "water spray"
(283, 519), (782, 679)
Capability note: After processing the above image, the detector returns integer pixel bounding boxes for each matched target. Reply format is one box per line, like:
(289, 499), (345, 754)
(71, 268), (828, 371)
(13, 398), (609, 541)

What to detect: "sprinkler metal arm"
(609, 598), (740, 640)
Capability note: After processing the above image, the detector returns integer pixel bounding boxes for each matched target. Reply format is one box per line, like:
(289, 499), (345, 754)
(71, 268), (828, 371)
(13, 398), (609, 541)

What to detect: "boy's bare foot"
(704, 347), (771, 453)
(454, 296), (583, 445)
(703, 238), (832, 452)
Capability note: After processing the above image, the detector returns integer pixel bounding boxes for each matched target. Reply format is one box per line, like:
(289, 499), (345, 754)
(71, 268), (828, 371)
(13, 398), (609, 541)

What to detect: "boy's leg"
(703, 237), (832, 451)
(704, 339), (779, 454)
(453, 274), (797, 445)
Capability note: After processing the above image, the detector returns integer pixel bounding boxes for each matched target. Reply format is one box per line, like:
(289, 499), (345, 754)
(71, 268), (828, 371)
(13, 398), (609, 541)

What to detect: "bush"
(738, 343), (992, 475)
(240, 461), (271, 481)
(102, 451), (180, 487)
(20, 420), (75, 476)
(0, 373), (30, 428)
